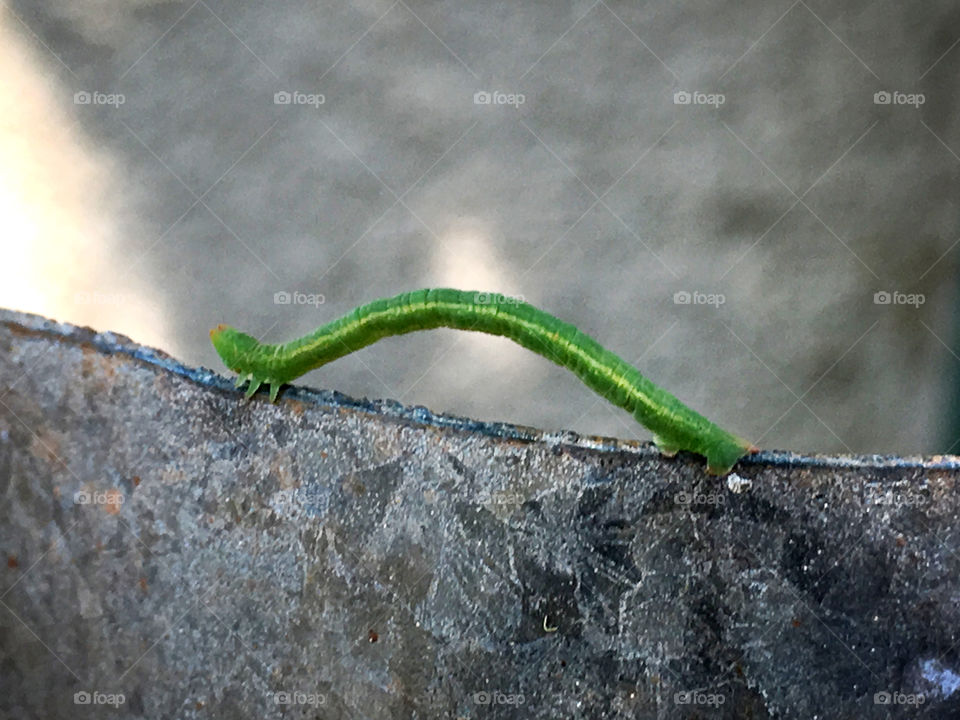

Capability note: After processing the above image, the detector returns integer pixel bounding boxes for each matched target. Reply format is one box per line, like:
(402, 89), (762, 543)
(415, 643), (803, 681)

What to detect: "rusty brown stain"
(4, 322), (62, 341)
(104, 489), (123, 515)
(502, 436), (534, 450)
(80, 346), (99, 381)
(132, 475), (141, 487)
(4, 321), (180, 369)
(7, 554), (18, 569)
(5, 320), (117, 345)
(139, 577), (148, 594)
(101, 357), (117, 381)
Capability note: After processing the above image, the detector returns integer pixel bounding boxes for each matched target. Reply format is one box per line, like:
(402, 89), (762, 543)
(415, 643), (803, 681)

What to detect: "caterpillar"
(210, 288), (757, 474)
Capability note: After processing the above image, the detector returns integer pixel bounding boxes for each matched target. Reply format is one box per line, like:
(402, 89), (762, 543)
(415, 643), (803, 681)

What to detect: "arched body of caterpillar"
(210, 288), (757, 474)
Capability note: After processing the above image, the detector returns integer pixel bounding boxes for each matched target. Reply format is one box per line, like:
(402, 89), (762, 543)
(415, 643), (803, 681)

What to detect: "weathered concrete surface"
(1, 308), (959, 719)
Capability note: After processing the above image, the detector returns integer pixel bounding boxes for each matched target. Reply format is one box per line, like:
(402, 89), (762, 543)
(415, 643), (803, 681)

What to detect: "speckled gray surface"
(2, 309), (960, 719)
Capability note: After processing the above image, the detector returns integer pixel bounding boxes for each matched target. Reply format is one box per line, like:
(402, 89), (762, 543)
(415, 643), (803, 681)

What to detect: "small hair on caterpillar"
(210, 288), (757, 475)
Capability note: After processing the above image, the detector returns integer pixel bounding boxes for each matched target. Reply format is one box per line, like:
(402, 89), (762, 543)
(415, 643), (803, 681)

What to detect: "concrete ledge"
(0, 308), (958, 718)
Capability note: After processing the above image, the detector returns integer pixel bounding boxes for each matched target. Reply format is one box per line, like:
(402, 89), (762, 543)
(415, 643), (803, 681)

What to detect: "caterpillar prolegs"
(210, 288), (756, 474)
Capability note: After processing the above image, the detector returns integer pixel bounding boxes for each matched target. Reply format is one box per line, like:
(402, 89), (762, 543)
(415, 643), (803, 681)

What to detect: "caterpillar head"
(209, 324), (260, 373)
(210, 325), (286, 402)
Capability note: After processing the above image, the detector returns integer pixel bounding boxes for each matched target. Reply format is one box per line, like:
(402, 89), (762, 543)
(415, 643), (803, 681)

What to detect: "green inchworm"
(210, 288), (756, 474)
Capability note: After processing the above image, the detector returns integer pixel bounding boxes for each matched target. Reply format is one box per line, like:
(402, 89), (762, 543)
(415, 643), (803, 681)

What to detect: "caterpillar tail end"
(705, 438), (759, 476)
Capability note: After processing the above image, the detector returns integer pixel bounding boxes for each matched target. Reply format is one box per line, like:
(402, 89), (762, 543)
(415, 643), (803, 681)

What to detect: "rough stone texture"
(1, 308), (959, 719)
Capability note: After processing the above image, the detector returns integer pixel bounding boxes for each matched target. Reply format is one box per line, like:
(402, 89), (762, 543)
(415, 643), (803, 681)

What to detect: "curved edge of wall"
(1, 307), (958, 719)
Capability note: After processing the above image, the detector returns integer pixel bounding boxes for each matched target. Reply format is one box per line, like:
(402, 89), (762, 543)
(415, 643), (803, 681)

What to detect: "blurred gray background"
(3, 0), (959, 456)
